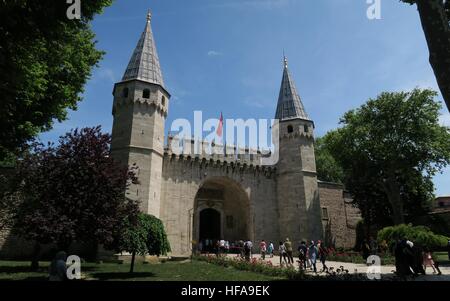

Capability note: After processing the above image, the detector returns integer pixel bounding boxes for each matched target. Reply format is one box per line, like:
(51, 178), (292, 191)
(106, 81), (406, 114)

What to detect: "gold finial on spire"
(147, 10), (152, 22)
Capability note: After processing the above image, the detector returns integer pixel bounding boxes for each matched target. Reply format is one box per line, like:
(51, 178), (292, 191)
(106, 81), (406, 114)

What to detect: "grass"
(434, 252), (450, 264)
(0, 260), (285, 281)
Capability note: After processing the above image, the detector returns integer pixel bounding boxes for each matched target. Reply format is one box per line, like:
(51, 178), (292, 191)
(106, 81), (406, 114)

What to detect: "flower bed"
(193, 254), (304, 280)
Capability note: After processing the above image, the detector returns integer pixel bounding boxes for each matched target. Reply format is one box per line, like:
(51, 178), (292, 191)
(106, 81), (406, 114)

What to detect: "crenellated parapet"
(113, 95), (168, 117)
(163, 135), (276, 176)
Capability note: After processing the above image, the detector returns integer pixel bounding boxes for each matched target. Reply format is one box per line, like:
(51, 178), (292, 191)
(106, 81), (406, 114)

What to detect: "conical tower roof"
(275, 57), (309, 121)
(122, 11), (165, 87)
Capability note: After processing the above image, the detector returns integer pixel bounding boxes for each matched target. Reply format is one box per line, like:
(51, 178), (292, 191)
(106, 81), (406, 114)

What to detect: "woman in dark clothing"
(361, 239), (370, 261)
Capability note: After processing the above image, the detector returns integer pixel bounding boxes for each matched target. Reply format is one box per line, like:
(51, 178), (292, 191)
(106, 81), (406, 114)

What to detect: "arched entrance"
(193, 177), (252, 252)
(199, 208), (221, 241)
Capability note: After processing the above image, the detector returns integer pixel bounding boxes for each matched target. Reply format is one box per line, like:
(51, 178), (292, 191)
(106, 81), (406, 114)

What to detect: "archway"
(193, 176), (252, 253)
(199, 208), (221, 241)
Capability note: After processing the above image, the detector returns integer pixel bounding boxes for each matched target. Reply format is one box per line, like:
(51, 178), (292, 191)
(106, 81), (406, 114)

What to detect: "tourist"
(308, 241), (318, 273)
(224, 240), (230, 255)
(361, 239), (370, 261)
(284, 238), (294, 265)
(260, 240), (267, 260)
(239, 240), (245, 258)
(411, 243), (425, 275)
(297, 241), (307, 270)
(198, 240), (203, 254)
(49, 251), (68, 281)
(268, 241), (274, 258)
(278, 241), (288, 266)
(318, 240), (328, 272)
(423, 247), (440, 275)
(244, 240), (253, 261)
(219, 238), (226, 256)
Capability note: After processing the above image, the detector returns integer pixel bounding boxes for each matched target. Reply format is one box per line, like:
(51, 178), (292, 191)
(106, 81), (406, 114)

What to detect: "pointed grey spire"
(275, 56), (309, 120)
(122, 10), (165, 87)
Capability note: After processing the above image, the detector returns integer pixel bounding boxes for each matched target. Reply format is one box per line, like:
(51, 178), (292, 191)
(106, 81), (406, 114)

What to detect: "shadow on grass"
(91, 272), (156, 281)
(0, 265), (99, 274)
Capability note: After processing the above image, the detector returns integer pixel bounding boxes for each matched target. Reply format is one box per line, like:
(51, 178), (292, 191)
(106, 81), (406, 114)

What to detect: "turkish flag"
(216, 112), (223, 138)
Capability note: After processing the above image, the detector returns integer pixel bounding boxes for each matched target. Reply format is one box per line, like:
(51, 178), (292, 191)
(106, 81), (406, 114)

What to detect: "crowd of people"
(198, 237), (330, 273)
(198, 236), (449, 277)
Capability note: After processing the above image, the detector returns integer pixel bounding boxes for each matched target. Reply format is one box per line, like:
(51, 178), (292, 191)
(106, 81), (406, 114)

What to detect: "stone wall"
(160, 153), (278, 256)
(318, 181), (361, 249)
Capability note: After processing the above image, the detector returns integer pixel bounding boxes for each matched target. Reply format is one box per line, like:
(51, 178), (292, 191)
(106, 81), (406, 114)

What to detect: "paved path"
(226, 254), (450, 281)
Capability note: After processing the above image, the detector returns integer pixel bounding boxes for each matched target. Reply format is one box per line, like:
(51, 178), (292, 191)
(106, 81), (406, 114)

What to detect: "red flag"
(216, 112), (223, 138)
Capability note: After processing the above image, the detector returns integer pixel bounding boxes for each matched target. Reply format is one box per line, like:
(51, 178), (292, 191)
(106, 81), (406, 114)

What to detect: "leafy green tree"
(8, 126), (139, 269)
(0, 0), (112, 159)
(116, 213), (171, 273)
(314, 136), (344, 183)
(378, 224), (449, 250)
(400, 0), (450, 112)
(325, 89), (450, 225)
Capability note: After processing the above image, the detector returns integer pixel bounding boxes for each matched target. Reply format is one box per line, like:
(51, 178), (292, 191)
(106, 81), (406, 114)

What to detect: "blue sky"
(39, 0), (450, 196)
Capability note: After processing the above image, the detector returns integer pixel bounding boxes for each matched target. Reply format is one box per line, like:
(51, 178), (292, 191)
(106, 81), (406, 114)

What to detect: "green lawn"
(0, 260), (285, 281)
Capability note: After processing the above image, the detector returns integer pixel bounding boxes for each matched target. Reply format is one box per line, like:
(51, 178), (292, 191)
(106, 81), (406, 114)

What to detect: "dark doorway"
(199, 208), (221, 241)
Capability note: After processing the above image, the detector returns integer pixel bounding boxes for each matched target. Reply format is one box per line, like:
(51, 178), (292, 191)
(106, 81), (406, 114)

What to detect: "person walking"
(423, 247), (441, 275)
(244, 240), (253, 261)
(49, 251), (68, 281)
(268, 242), (274, 258)
(259, 240), (267, 260)
(308, 241), (318, 273)
(278, 241), (288, 266)
(297, 241), (308, 270)
(284, 238), (294, 265)
(225, 240), (230, 255)
(317, 240), (328, 272)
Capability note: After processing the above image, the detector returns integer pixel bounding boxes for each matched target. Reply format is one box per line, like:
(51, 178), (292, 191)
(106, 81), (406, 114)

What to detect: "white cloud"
(95, 68), (116, 83)
(207, 50), (223, 57)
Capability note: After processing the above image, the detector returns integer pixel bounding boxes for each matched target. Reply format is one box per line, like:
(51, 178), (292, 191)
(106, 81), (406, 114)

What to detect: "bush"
(193, 255), (305, 280)
(377, 224), (449, 250)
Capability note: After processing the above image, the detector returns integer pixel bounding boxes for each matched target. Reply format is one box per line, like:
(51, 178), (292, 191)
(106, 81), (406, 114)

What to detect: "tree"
(378, 224), (449, 250)
(401, 0), (450, 112)
(314, 136), (344, 183)
(325, 89), (450, 225)
(8, 126), (139, 268)
(116, 213), (171, 273)
(0, 0), (112, 159)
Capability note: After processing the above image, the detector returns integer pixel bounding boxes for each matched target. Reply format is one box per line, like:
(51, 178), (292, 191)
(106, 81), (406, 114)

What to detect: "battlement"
(164, 135), (274, 167)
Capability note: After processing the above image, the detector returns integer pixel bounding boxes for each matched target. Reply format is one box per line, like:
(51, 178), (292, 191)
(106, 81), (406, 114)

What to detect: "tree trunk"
(130, 251), (136, 273)
(30, 242), (41, 270)
(383, 174), (405, 225)
(415, 0), (450, 112)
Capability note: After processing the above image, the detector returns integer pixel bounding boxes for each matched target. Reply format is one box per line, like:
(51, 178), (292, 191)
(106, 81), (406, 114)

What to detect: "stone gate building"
(110, 12), (360, 256)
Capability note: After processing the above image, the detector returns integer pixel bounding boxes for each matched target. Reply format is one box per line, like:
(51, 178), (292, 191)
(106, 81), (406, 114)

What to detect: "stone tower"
(274, 57), (323, 245)
(111, 11), (170, 217)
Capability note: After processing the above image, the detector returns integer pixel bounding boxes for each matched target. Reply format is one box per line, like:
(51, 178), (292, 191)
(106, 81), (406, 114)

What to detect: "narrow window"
(304, 125), (309, 133)
(143, 89), (150, 99)
(321, 207), (329, 219)
(162, 96), (166, 106)
(122, 87), (129, 98)
(287, 125), (293, 133)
